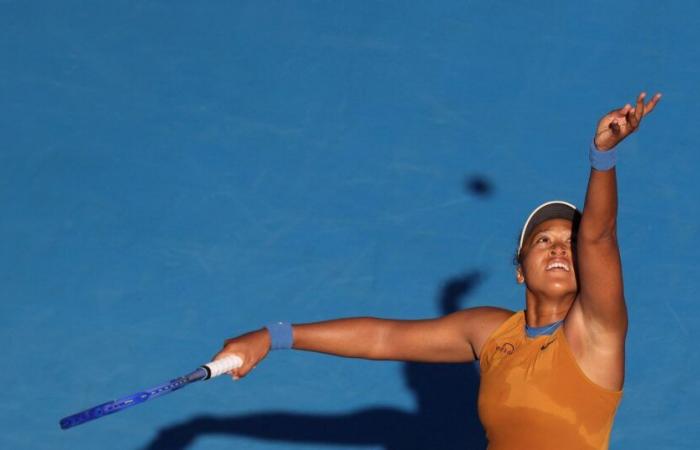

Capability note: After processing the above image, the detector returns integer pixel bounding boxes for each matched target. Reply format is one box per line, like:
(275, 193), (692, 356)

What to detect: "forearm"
(579, 167), (618, 242)
(576, 143), (626, 328)
(581, 90), (660, 242)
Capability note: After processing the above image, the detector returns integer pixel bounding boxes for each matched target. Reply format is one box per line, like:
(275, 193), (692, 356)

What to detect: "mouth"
(546, 260), (571, 272)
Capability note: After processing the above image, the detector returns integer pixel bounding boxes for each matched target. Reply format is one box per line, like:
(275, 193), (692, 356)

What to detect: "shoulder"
(445, 307), (515, 358)
(444, 306), (514, 327)
(472, 306), (515, 319)
(465, 306), (514, 326)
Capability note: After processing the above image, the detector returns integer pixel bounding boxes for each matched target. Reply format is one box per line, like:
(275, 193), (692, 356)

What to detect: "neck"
(524, 288), (576, 327)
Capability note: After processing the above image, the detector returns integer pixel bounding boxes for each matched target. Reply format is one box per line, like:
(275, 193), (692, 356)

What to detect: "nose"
(549, 242), (567, 256)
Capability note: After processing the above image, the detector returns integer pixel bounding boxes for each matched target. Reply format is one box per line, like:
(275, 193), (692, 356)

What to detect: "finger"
(627, 108), (639, 129)
(237, 359), (258, 378)
(610, 104), (631, 116)
(223, 354), (254, 380)
(643, 92), (662, 116)
(634, 92), (646, 122)
(230, 363), (245, 380)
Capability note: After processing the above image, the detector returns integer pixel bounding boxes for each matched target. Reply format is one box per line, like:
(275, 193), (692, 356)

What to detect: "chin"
(549, 282), (578, 296)
(528, 277), (577, 296)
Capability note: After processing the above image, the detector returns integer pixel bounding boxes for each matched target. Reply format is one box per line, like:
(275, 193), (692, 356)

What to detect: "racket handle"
(202, 355), (243, 379)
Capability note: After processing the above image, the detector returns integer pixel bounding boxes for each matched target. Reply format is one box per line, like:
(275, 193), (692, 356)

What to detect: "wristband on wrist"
(265, 321), (293, 350)
(589, 140), (617, 171)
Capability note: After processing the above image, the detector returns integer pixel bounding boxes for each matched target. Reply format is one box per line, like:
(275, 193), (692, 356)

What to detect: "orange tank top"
(478, 311), (622, 450)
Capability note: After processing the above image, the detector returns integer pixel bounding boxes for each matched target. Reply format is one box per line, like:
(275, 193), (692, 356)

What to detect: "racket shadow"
(142, 271), (487, 450)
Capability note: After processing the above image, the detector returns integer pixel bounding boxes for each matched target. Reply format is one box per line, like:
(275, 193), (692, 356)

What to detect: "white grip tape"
(204, 355), (243, 378)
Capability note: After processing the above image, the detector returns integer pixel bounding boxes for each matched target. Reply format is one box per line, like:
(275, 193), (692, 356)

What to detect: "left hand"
(594, 92), (662, 150)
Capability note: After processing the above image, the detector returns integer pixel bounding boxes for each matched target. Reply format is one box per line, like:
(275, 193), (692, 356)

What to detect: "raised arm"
(563, 92), (661, 391)
(213, 307), (512, 379)
(575, 92), (661, 331)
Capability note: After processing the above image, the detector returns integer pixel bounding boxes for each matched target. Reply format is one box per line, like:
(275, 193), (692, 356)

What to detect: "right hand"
(212, 329), (270, 380)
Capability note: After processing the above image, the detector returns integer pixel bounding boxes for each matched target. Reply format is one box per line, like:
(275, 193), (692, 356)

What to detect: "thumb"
(237, 360), (258, 379)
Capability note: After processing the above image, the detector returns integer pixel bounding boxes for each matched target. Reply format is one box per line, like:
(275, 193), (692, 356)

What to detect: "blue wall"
(2, 1), (697, 449)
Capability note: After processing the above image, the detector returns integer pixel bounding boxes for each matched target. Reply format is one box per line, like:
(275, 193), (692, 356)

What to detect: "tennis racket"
(59, 355), (242, 430)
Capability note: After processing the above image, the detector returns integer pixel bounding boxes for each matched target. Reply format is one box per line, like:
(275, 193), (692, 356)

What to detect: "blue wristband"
(265, 321), (293, 350)
(589, 140), (617, 171)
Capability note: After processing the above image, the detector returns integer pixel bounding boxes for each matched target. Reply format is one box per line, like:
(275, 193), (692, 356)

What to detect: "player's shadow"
(142, 271), (487, 450)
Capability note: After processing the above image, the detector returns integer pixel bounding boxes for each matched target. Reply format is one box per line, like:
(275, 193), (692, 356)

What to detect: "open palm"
(594, 92), (662, 150)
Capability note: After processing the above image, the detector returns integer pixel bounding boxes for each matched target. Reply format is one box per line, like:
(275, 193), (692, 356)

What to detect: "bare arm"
(576, 167), (626, 330)
(214, 307), (512, 379)
(293, 307), (512, 362)
(562, 92), (662, 391)
(575, 92), (661, 333)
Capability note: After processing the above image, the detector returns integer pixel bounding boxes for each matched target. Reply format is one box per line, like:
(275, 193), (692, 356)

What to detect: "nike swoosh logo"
(541, 338), (557, 350)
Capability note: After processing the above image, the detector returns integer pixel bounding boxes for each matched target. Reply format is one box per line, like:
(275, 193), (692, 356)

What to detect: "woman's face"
(517, 218), (578, 296)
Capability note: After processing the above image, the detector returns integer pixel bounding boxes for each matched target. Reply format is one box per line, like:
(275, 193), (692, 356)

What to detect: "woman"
(213, 92), (661, 450)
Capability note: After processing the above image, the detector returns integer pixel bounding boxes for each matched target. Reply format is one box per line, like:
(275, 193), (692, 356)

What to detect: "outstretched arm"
(213, 307), (512, 379)
(293, 307), (511, 362)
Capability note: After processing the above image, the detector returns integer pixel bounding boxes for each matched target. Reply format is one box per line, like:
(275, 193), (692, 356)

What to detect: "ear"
(515, 266), (525, 284)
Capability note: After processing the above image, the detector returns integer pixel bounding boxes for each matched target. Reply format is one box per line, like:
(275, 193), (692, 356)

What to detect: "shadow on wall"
(465, 175), (494, 198)
(142, 271), (488, 450)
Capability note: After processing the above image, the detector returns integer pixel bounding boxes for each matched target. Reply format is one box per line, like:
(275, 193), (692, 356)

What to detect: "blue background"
(2, 1), (698, 449)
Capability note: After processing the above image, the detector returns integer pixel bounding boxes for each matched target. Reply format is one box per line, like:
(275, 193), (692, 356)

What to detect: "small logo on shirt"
(540, 338), (557, 351)
(496, 342), (515, 355)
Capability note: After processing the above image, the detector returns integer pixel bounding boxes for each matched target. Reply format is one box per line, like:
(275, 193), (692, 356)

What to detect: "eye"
(535, 236), (549, 244)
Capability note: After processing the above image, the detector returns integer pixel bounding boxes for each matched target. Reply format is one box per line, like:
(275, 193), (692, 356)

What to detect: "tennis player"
(214, 91), (661, 450)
